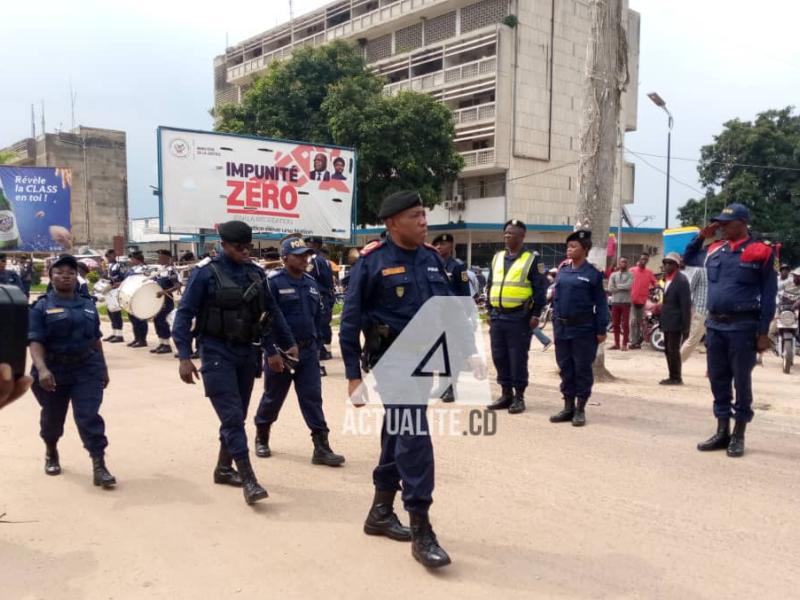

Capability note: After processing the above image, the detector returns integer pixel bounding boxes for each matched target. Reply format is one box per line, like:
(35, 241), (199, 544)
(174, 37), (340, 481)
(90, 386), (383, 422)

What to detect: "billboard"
(0, 166), (72, 252)
(158, 127), (356, 239)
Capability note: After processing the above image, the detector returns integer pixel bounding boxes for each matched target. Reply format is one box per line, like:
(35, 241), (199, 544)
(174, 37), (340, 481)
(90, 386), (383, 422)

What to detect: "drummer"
(125, 251), (149, 348)
(28, 254), (116, 487)
(151, 249), (180, 355)
(102, 249), (126, 344)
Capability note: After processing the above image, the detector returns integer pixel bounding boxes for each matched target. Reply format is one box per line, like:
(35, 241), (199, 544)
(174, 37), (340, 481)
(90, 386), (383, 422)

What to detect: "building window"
(424, 11), (457, 45)
(461, 0), (508, 34)
(366, 34), (392, 62)
(395, 23), (423, 54)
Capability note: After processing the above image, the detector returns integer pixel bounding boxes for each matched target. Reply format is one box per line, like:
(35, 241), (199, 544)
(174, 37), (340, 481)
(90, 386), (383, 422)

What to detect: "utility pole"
(575, 0), (629, 377)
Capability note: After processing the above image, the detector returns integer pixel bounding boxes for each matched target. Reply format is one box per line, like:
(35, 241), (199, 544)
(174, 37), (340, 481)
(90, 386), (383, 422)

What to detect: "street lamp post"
(647, 92), (673, 229)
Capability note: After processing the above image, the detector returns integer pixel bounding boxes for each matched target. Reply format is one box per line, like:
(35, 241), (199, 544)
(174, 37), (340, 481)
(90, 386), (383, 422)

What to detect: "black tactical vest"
(195, 262), (266, 344)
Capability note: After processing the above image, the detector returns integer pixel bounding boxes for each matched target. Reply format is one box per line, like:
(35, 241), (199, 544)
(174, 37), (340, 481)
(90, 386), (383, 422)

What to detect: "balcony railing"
(383, 56), (496, 96)
(461, 148), (495, 169)
(227, 32), (327, 82)
(453, 102), (496, 126)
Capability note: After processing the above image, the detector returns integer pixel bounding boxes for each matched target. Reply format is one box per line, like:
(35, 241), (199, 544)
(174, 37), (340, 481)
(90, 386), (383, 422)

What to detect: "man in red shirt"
(628, 253), (657, 349)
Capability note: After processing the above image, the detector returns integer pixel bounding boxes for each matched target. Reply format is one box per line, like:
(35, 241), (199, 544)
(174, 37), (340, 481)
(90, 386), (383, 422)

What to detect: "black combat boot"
(234, 457), (268, 505)
(697, 418), (730, 452)
(572, 398), (588, 427)
(311, 431), (345, 466)
(549, 397), (576, 423)
(440, 385), (455, 403)
(254, 425), (271, 458)
(508, 389), (526, 414)
(363, 489), (412, 541)
(44, 442), (61, 476)
(213, 443), (242, 486)
(409, 513), (451, 569)
(488, 387), (513, 410)
(727, 421), (747, 458)
(319, 346), (333, 361)
(92, 456), (116, 488)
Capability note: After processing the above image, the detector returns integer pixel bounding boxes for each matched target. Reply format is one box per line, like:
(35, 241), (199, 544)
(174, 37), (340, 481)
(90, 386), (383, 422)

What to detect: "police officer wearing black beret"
(28, 254), (116, 487)
(340, 190), (483, 568)
(172, 220), (297, 505)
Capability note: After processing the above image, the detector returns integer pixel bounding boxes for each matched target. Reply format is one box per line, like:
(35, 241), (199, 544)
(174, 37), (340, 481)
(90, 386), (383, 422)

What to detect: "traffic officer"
(548, 231), (608, 427)
(102, 249), (126, 343)
(28, 254), (116, 487)
(486, 219), (548, 414)
(253, 235), (345, 466)
(125, 251), (149, 348)
(431, 233), (470, 402)
(340, 190), (482, 569)
(305, 236), (335, 361)
(172, 221), (297, 505)
(151, 249), (180, 355)
(683, 203), (776, 457)
(0, 253), (25, 294)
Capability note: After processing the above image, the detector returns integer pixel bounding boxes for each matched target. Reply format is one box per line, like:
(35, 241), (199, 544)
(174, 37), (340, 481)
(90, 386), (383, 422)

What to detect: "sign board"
(0, 166), (72, 252)
(158, 127), (356, 239)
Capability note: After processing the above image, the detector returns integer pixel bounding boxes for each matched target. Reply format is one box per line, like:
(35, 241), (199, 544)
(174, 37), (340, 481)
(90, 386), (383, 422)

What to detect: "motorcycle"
(644, 287), (665, 352)
(774, 291), (799, 374)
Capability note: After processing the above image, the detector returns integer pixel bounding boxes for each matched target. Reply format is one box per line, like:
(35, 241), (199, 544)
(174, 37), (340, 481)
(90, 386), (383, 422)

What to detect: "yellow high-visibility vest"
(489, 250), (535, 309)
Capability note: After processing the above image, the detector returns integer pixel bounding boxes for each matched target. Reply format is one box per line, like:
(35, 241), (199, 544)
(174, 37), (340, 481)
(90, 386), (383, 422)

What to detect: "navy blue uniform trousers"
(554, 332), (599, 400)
(199, 341), (259, 460)
(31, 352), (108, 457)
(129, 314), (148, 341)
(153, 296), (174, 339)
(254, 341), (328, 433)
(706, 327), (757, 422)
(489, 318), (533, 390)
(108, 309), (124, 330)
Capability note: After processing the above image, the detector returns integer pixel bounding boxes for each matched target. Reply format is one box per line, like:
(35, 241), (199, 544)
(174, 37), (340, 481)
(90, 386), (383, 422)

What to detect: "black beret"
(504, 219), (526, 232)
(566, 230), (592, 243)
(432, 233), (454, 244)
(157, 249), (172, 257)
(218, 220), (252, 244)
(50, 254), (79, 271)
(129, 250), (144, 261)
(378, 190), (422, 220)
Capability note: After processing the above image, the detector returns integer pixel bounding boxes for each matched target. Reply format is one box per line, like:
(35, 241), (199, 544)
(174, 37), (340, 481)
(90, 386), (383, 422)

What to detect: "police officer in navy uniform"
(486, 219), (548, 414)
(28, 254), (116, 487)
(172, 221), (297, 504)
(340, 190), (483, 569)
(431, 233), (471, 403)
(548, 231), (609, 427)
(150, 249), (180, 355)
(125, 251), (149, 348)
(305, 236), (335, 361)
(683, 203), (777, 457)
(0, 253), (25, 294)
(102, 249), (126, 343)
(253, 235), (345, 466)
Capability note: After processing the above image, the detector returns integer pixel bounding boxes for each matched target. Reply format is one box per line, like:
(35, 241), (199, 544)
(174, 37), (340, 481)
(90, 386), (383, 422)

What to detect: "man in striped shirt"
(680, 262), (709, 362)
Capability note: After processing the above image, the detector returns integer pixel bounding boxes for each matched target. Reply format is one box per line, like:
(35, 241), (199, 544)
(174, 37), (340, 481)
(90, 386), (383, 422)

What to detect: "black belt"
(493, 305), (525, 315)
(708, 312), (759, 324)
(555, 314), (593, 326)
(47, 349), (94, 365)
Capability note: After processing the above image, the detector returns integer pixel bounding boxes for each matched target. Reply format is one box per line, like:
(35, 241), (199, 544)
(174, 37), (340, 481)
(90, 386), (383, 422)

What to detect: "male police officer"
(125, 251), (149, 348)
(172, 221), (297, 504)
(305, 236), (336, 361)
(151, 249), (180, 355)
(431, 233), (470, 402)
(253, 235), (344, 466)
(486, 219), (548, 414)
(341, 190), (480, 569)
(102, 249), (126, 343)
(683, 203), (777, 457)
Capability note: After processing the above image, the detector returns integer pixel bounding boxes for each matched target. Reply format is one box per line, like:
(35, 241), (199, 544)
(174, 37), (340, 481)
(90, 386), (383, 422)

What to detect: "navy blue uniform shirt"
(268, 268), (322, 342)
(29, 291), (102, 354)
(308, 254), (335, 298)
(172, 253), (295, 360)
(442, 256), (471, 297)
(552, 260), (609, 339)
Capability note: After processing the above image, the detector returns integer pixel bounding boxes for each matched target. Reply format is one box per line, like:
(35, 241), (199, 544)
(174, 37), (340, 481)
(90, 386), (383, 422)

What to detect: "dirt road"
(2, 323), (800, 599)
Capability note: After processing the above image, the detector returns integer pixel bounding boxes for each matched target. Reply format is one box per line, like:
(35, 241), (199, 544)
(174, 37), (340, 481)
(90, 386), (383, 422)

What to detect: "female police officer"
(549, 231), (608, 427)
(28, 254), (116, 487)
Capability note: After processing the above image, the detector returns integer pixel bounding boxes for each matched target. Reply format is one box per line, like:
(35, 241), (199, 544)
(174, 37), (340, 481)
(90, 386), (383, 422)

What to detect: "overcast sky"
(2, 0), (798, 227)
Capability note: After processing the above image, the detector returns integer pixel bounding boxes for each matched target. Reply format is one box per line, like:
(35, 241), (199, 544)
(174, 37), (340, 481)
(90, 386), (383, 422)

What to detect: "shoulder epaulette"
(359, 240), (385, 257)
(741, 240), (773, 263)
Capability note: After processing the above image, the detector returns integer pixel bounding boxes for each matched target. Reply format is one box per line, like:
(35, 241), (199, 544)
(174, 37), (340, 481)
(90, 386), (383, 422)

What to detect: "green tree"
(214, 40), (463, 225)
(0, 150), (18, 164)
(678, 107), (800, 262)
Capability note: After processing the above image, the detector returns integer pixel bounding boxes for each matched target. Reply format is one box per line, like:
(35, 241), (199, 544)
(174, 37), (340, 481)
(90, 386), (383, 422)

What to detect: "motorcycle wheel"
(783, 338), (794, 374)
(650, 327), (665, 352)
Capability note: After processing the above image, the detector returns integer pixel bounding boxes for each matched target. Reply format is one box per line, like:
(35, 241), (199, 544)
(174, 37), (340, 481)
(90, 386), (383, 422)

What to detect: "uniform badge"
(45, 308), (65, 314)
(382, 266), (406, 276)
(396, 286), (405, 298)
(461, 271), (468, 283)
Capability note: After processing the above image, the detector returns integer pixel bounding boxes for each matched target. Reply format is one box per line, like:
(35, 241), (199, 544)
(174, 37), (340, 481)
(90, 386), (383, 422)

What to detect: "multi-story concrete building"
(2, 127), (129, 252)
(215, 0), (662, 267)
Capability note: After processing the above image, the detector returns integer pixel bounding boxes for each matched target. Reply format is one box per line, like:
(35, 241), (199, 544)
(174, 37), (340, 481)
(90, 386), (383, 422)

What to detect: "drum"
(93, 279), (112, 295)
(118, 275), (164, 319)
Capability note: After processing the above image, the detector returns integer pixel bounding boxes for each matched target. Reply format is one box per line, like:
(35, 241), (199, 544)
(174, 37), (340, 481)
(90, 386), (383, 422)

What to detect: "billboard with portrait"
(157, 127), (356, 239)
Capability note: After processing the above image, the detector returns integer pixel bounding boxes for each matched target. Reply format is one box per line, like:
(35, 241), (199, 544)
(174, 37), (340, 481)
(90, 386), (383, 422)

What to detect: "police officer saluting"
(486, 219), (548, 414)
(549, 231), (608, 427)
(172, 221), (297, 504)
(150, 249), (180, 355)
(28, 254), (116, 487)
(683, 203), (777, 457)
(305, 236), (336, 361)
(341, 190), (480, 569)
(253, 235), (344, 466)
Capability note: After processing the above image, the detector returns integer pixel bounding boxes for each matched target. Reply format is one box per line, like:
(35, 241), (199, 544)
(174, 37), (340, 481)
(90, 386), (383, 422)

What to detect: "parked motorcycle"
(774, 291), (799, 374)
(644, 287), (665, 351)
